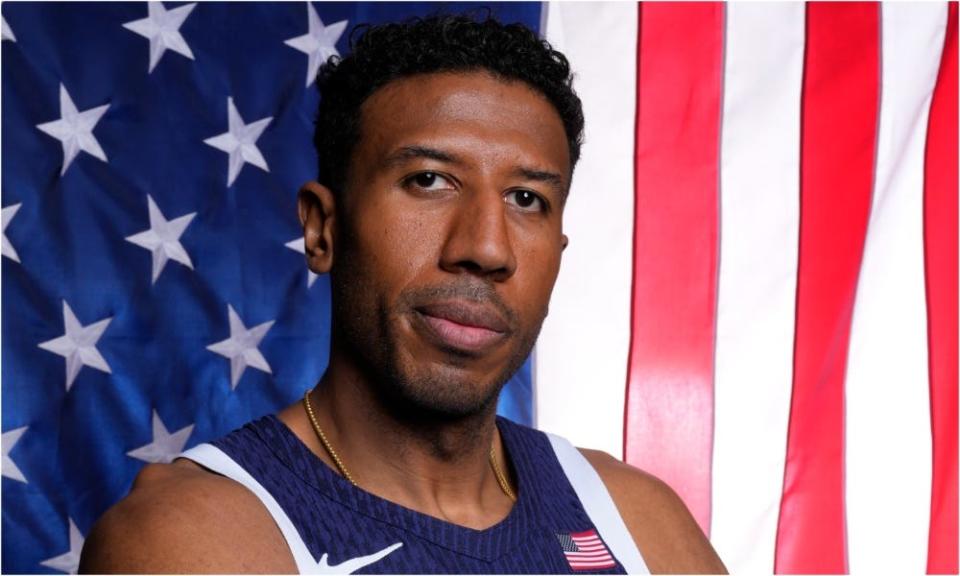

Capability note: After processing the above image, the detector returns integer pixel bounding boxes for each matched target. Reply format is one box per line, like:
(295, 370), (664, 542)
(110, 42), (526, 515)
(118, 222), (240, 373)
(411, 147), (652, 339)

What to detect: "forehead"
(353, 71), (570, 179)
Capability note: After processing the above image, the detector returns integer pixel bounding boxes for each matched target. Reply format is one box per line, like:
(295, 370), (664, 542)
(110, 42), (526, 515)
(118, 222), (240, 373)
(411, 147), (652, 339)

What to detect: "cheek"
(350, 201), (443, 292)
(514, 238), (563, 314)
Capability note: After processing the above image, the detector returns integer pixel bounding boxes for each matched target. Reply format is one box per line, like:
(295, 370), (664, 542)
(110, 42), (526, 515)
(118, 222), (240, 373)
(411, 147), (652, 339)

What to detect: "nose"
(439, 189), (517, 281)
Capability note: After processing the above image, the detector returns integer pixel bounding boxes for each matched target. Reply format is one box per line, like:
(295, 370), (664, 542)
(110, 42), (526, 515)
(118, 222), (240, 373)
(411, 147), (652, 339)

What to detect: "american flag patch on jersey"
(556, 529), (617, 571)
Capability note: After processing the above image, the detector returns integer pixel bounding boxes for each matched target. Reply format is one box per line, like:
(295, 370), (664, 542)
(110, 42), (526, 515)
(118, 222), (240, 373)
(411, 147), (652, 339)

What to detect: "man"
(80, 14), (726, 574)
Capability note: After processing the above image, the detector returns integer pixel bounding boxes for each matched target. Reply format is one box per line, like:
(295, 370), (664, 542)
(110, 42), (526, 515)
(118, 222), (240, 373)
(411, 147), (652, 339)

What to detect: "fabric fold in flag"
(774, 3), (880, 573)
(711, 3), (803, 572)
(623, 1), (724, 536)
(923, 3), (959, 573)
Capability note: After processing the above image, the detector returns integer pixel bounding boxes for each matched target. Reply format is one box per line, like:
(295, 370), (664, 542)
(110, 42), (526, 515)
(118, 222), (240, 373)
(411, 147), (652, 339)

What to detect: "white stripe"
(547, 432), (650, 574)
(845, 3), (944, 572)
(178, 444), (321, 574)
(566, 553), (611, 559)
(535, 1), (637, 458)
(710, 4), (804, 572)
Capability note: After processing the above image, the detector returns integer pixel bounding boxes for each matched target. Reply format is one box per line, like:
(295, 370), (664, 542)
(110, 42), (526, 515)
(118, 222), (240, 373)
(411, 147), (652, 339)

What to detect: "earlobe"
(297, 182), (337, 274)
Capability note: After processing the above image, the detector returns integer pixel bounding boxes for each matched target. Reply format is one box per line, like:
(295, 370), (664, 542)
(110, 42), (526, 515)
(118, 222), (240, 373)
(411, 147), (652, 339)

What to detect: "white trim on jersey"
(178, 443), (325, 574)
(546, 433), (651, 574)
(181, 437), (648, 574)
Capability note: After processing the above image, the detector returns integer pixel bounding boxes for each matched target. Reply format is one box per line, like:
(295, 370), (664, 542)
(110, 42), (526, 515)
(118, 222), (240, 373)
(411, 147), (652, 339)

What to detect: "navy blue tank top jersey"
(179, 415), (649, 574)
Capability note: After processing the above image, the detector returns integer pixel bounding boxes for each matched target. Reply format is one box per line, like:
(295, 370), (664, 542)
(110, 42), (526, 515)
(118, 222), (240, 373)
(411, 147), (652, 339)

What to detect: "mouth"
(413, 301), (510, 355)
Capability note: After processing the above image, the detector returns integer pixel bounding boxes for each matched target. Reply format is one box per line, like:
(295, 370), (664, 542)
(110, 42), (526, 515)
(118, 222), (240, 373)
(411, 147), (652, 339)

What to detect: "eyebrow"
(383, 145), (463, 167)
(512, 167), (565, 194)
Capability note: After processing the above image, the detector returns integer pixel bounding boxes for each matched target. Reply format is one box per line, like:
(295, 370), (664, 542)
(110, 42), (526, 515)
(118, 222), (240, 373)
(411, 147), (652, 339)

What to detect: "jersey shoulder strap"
(544, 433), (650, 575)
(178, 443), (324, 574)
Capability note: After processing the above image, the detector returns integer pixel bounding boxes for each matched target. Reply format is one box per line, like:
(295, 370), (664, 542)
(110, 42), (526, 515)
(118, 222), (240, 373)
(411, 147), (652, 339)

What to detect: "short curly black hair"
(313, 13), (584, 194)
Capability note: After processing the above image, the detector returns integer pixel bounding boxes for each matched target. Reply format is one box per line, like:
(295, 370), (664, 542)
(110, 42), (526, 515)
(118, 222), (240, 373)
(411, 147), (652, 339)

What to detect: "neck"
(280, 351), (515, 529)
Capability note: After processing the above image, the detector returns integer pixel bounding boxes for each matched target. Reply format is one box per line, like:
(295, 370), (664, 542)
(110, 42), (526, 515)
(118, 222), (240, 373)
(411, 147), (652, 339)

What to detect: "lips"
(414, 301), (510, 353)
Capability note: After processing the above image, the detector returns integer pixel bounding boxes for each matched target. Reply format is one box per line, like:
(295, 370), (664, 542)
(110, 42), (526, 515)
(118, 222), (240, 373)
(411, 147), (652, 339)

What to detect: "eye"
(406, 171), (454, 192)
(504, 189), (547, 213)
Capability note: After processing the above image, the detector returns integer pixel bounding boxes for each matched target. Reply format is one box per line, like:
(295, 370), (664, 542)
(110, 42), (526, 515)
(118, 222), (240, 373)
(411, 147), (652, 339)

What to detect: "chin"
(379, 362), (507, 422)
(348, 298), (540, 423)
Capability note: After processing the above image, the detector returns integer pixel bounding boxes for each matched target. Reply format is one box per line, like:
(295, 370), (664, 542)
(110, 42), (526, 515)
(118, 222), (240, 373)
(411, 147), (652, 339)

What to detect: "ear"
(561, 233), (569, 252)
(297, 181), (337, 274)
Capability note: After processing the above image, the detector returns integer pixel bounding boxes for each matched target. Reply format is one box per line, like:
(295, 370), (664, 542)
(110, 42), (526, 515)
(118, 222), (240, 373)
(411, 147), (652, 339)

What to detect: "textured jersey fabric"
(187, 415), (640, 574)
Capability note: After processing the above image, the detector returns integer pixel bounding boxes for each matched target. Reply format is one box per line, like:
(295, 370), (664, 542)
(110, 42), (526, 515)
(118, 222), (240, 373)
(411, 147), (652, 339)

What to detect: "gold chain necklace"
(303, 391), (516, 502)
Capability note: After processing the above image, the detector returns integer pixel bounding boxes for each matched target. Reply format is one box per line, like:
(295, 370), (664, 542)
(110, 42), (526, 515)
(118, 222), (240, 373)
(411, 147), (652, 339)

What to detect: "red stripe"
(774, 4), (879, 573)
(623, 2), (724, 534)
(924, 3), (958, 573)
(570, 563), (616, 570)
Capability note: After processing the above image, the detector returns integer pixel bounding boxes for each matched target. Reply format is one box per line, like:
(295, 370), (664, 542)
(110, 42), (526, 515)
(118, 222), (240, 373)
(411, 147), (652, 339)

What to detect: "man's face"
(330, 71), (569, 420)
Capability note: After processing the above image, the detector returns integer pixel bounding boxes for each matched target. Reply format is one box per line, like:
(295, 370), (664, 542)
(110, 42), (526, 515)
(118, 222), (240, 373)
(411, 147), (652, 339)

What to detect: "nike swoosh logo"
(316, 542), (403, 574)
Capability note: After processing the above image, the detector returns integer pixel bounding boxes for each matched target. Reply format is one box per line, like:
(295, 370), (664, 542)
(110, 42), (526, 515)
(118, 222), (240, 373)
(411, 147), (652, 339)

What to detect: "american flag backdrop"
(0, 3), (540, 573)
(536, 3), (957, 574)
(1, 2), (956, 575)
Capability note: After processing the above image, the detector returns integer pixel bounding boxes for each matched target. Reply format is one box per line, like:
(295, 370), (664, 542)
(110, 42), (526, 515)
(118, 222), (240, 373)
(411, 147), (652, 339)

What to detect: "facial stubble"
(330, 258), (546, 426)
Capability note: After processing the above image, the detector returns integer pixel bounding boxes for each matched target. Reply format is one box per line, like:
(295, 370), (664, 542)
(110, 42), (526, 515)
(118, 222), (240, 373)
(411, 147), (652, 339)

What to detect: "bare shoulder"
(579, 449), (727, 575)
(79, 459), (294, 574)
